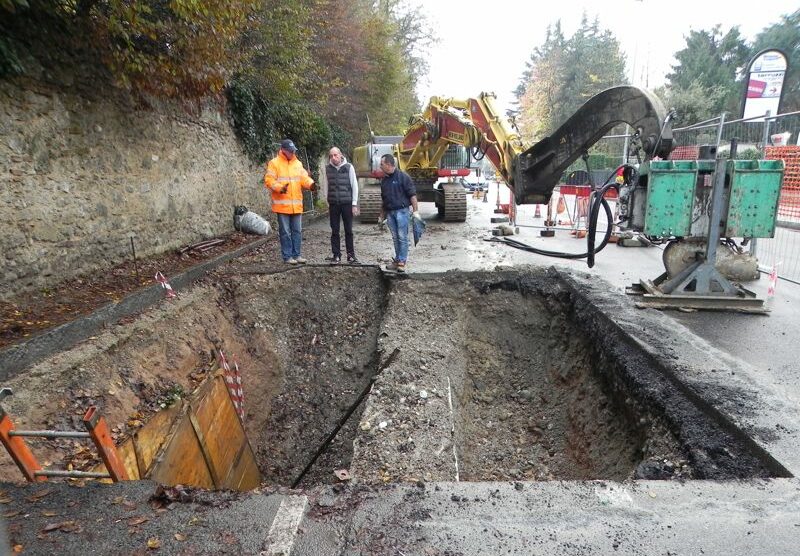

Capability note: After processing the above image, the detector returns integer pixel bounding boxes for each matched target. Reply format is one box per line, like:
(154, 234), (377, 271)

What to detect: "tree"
(751, 9), (800, 113)
(655, 80), (727, 128)
(516, 23), (566, 141)
(664, 26), (749, 122)
(515, 14), (626, 142)
(2, 0), (432, 161)
(559, 15), (627, 122)
(1, 0), (260, 98)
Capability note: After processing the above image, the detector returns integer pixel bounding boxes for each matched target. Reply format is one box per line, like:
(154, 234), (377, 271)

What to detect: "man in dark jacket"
(325, 147), (360, 264)
(378, 154), (418, 273)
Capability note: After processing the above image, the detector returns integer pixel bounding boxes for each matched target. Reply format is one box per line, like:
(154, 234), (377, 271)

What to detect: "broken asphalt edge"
(0, 237), (270, 382)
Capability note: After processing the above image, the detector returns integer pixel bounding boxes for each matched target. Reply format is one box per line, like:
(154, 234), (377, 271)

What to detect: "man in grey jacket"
(325, 147), (360, 264)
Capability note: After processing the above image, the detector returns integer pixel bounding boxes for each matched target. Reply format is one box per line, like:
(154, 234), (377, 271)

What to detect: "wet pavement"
(4, 182), (800, 555)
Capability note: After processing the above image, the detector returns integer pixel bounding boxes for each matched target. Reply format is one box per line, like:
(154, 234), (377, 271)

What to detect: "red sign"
(747, 79), (766, 98)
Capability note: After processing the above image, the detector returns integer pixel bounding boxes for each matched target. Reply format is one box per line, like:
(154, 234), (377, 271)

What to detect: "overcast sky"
(416, 0), (798, 113)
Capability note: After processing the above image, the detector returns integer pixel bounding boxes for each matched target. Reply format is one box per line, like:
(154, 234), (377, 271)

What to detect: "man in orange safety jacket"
(264, 139), (315, 264)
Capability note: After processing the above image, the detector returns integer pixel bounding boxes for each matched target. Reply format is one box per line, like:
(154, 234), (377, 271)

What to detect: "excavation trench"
(0, 267), (787, 489)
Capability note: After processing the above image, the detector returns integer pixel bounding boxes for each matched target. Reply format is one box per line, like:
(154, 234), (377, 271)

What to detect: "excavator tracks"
(436, 184), (467, 222)
(358, 186), (383, 223)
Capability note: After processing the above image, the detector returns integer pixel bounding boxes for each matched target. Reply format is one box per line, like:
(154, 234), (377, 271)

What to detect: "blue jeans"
(387, 208), (410, 262)
(277, 213), (302, 260)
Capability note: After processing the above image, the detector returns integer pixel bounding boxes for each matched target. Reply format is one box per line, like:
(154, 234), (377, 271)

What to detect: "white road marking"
(262, 495), (308, 556)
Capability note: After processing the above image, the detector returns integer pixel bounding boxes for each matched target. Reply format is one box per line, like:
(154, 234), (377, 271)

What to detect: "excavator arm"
(397, 92), (525, 185)
(512, 86), (673, 204)
(352, 85), (673, 222)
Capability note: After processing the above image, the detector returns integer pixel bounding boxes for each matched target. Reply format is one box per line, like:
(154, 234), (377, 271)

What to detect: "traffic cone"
(534, 204), (542, 218)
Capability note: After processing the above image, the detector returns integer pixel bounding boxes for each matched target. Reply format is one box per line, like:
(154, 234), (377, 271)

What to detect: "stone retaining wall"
(0, 69), (268, 300)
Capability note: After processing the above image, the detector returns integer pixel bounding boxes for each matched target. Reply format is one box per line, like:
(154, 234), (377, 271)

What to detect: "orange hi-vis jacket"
(264, 152), (315, 215)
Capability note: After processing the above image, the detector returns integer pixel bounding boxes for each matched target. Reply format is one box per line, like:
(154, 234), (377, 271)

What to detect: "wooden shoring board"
(143, 373), (260, 490)
(115, 441), (140, 480)
(131, 402), (183, 478)
(146, 403), (215, 489)
(94, 367), (260, 490)
(92, 402), (184, 480)
(191, 374), (261, 490)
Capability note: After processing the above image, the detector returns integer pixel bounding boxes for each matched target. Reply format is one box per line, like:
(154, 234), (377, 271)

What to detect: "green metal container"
(725, 159), (784, 238)
(644, 161), (698, 237)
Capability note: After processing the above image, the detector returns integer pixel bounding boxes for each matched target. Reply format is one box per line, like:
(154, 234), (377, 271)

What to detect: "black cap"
(280, 139), (297, 153)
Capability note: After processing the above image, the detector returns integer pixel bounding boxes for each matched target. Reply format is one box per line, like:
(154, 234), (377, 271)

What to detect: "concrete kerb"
(0, 237), (270, 382)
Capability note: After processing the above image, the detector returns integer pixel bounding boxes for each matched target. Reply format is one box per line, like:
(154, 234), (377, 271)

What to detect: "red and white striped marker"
(219, 350), (245, 422)
(155, 272), (176, 299)
(767, 262), (780, 305)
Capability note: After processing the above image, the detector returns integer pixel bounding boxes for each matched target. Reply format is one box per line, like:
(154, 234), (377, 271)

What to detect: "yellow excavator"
(352, 86), (673, 223)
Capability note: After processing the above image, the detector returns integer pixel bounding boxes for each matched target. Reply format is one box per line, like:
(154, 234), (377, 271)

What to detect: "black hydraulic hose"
(587, 163), (641, 267)
(586, 182), (617, 268)
(485, 198), (613, 259)
(487, 163), (640, 263)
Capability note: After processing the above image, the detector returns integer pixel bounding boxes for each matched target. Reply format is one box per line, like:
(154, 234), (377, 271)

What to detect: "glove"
(280, 184), (289, 194)
(377, 218), (387, 230)
(412, 210), (422, 221)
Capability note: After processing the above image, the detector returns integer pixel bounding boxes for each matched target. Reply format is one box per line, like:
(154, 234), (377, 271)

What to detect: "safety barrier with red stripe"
(218, 350), (244, 422)
(668, 145), (700, 160)
(765, 146), (800, 221)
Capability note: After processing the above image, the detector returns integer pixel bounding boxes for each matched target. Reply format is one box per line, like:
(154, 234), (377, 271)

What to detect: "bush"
(227, 80), (334, 175)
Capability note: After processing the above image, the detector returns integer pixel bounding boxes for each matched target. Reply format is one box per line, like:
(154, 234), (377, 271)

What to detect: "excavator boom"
(513, 86), (673, 204)
(352, 85), (673, 222)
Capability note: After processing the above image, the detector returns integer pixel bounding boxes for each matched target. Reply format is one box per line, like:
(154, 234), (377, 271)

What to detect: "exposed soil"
(225, 267), (387, 487)
(0, 235), (781, 488)
(348, 273), (692, 484)
(0, 231), (263, 349)
(457, 289), (644, 481)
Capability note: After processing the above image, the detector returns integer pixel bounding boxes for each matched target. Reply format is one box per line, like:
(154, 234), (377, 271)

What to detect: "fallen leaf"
(147, 537), (161, 549)
(174, 533), (186, 541)
(122, 500), (137, 511)
(0, 497), (12, 504)
(3, 510), (21, 518)
(42, 510), (58, 517)
(42, 521), (69, 533)
(60, 521), (81, 533)
(128, 516), (149, 526)
(26, 489), (52, 501)
(12, 545), (22, 553)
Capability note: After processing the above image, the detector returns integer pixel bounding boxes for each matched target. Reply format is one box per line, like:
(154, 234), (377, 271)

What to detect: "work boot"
(286, 258), (297, 265)
(396, 261), (406, 273)
(295, 257), (308, 264)
(327, 255), (341, 265)
(385, 259), (400, 271)
(347, 255), (360, 265)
